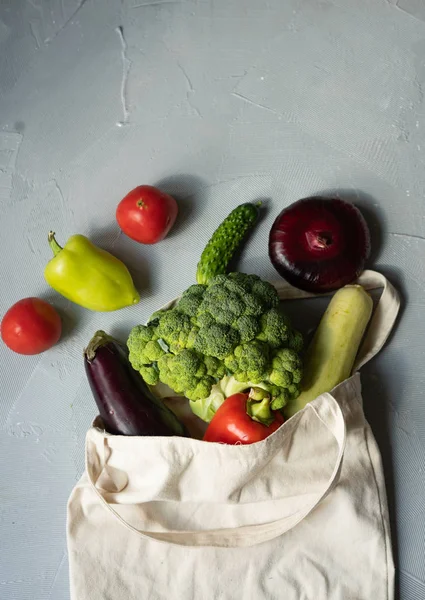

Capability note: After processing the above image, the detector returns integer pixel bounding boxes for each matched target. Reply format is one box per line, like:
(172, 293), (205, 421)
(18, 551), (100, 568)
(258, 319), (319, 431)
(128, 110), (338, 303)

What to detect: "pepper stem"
(84, 330), (114, 361)
(48, 231), (63, 256)
(246, 389), (274, 427)
(250, 387), (270, 401)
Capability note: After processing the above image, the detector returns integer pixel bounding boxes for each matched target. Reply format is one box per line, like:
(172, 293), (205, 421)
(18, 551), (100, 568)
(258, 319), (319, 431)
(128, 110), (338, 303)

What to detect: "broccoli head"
(127, 272), (303, 416)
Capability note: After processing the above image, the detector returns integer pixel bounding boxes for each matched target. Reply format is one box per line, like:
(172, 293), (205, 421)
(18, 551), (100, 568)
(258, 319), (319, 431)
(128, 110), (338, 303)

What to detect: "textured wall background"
(1, 0), (425, 598)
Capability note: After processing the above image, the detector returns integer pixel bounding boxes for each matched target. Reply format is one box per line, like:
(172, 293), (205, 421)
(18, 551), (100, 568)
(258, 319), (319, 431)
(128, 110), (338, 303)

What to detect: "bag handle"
(85, 391), (346, 548)
(272, 269), (400, 369)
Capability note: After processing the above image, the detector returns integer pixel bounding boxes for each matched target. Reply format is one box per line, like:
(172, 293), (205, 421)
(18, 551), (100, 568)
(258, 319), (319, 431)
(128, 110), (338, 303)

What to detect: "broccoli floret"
(287, 384), (300, 398)
(156, 310), (192, 343)
(269, 366), (293, 388)
(207, 274), (229, 287)
(275, 348), (303, 380)
(185, 326), (199, 350)
(147, 310), (166, 327)
(185, 378), (215, 401)
(269, 348), (303, 388)
(223, 353), (238, 373)
(234, 315), (261, 342)
(128, 324), (156, 345)
(183, 283), (207, 297)
(127, 309), (225, 399)
(155, 310), (200, 353)
(139, 364), (160, 386)
(256, 308), (292, 348)
(194, 323), (240, 359)
(157, 349), (215, 400)
(219, 278), (247, 297)
(142, 340), (165, 362)
(289, 330), (304, 353)
(225, 341), (270, 384)
(127, 325), (157, 370)
(169, 329), (197, 354)
(269, 386), (290, 410)
(200, 288), (245, 325)
(176, 294), (204, 318)
(204, 355), (226, 379)
(127, 326), (163, 384)
(251, 279), (280, 310)
(243, 293), (265, 317)
(196, 311), (216, 329)
(226, 272), (260, 292)
(193, 273), (275, 333)
(176, 284), (206, 317)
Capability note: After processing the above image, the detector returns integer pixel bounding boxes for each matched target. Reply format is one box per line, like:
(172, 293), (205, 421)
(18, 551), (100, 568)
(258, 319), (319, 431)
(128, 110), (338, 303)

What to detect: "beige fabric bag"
(67, 270), (400, 600)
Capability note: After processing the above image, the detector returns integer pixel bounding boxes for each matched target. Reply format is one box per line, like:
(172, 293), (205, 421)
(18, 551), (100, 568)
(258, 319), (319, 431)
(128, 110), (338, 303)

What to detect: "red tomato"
(203, 392), (284, 445)
(1, 298), (62, 355)
(116, 185), (178, 244)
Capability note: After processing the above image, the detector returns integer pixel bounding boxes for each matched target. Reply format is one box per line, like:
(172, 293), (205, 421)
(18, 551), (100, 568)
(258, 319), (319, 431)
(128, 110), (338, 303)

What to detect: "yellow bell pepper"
(44, 232), (140, 311)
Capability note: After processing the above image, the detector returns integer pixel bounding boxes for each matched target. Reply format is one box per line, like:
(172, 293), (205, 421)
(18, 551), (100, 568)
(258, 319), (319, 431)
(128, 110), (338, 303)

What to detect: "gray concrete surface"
(1, 0), (425, 598)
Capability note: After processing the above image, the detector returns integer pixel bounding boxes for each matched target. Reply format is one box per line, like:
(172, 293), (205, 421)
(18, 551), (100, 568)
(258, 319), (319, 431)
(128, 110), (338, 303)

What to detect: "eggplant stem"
(85, 330), (114, 361)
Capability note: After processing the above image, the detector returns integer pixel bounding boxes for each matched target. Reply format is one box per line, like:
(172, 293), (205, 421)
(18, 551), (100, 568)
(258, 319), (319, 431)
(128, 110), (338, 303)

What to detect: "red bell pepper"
(203, 389), (284, 445)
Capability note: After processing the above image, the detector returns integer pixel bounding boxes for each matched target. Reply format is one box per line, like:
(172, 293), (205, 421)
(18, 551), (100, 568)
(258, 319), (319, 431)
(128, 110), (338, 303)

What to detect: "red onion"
(268, 196), (371, 293)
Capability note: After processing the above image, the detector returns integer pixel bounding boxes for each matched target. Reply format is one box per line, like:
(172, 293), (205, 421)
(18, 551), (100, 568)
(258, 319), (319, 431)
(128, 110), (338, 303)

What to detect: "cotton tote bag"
(67, 269), (400, 600)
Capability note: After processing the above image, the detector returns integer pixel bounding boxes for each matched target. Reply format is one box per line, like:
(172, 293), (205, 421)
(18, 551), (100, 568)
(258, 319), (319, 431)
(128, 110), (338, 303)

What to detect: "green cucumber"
(285, 284), (373, 417)
(196, 202), (261, 284)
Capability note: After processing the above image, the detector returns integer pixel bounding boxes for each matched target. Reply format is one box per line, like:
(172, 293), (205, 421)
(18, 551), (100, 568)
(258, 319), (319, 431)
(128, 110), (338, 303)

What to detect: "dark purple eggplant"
(84, 330), (187, 437)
